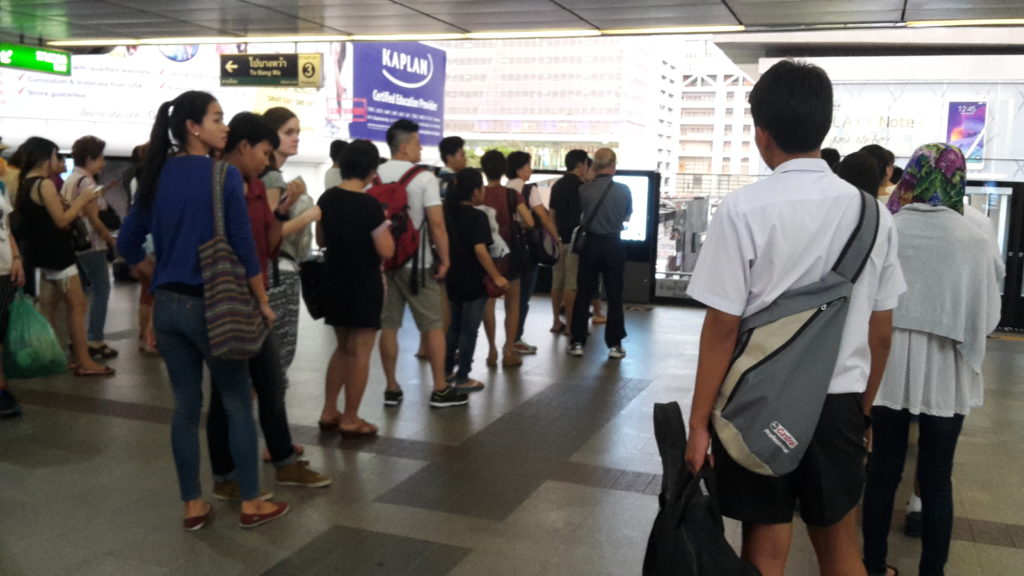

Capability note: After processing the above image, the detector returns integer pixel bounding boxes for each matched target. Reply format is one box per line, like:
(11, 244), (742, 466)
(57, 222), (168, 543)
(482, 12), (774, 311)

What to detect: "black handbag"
(642, 402), (761, 576)
(570, 178), (614, 255)
(298, 251), (328, 320)
(69, 214), (92, 252)
(505, 187), (533, 272)
(521, 184), (558, 267)
(98, 205), (121, 231)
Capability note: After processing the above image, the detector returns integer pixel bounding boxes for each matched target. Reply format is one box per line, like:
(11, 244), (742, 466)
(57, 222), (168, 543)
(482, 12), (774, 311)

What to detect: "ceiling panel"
(577, 5), (738, 28)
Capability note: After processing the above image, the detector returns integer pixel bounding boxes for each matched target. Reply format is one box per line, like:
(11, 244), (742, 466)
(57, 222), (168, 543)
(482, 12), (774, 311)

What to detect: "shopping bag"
(3, 291), (67, 379)
(642, 402), (760, 576)
(298, 252), (328, 320)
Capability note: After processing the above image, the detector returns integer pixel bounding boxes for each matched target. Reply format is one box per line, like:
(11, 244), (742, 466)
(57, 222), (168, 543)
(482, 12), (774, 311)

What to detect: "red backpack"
(368, 165), (428, 273)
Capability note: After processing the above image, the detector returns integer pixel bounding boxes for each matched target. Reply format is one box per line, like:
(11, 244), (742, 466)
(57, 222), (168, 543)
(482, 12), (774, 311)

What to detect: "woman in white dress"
(862, 143), (1001, 576)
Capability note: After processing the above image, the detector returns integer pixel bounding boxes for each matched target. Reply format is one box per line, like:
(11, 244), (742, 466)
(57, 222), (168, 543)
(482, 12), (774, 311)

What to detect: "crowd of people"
(0, 60), (1005, 575)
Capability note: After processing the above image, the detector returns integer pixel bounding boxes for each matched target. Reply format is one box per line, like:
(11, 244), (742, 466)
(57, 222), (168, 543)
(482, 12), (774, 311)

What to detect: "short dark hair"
(565, 149), (588, 171)
(386, 119), (419, 154)
(505, 151), (531, 180)
(821, 147), (841, 168)
(439, 136), (465, 164)
(339, 139), (380, 181)
(480, 150), (506, 181)
(749, 60), (833, 154)
(225, 112), (280, 155)
(445, 168), (483, 207)
(329, 139), (347, 164)
(859, 144), (895, 187)
(71, 135), (106, 167)
(836, 151), (881, 198)
(889, 165), (903, 185)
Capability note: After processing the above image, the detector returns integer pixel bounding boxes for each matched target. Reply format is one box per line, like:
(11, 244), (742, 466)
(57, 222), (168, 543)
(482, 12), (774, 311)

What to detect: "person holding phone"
(14, 137), (113, 376)
(62, 135), (119, 359)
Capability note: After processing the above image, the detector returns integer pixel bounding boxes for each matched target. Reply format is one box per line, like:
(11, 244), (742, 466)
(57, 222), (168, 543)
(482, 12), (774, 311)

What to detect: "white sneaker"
(567, 343), (584, 357)
(608, 346), (626, 359)
(513, 340), (537, 355)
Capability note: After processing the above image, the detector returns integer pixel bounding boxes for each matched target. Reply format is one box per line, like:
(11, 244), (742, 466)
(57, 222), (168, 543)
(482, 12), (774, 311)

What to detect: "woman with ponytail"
(117, 91), (288, 531)
(13, 136), (111, 376)
(444, 168), (508, 391)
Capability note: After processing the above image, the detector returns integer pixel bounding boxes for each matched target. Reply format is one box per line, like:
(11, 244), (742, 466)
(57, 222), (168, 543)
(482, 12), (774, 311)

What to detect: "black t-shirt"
(549, 173), (583, 244)
(318, 188), (386, 286)
(445, 204), (492, 302)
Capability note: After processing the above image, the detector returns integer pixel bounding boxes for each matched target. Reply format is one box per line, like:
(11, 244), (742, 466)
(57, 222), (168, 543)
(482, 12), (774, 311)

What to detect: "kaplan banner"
(349, 42), (446, 146)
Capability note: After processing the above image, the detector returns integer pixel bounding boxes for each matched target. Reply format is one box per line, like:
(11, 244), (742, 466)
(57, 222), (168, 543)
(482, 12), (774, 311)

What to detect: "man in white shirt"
(685, 60), (906, 576)
(376, 120), (466, 409)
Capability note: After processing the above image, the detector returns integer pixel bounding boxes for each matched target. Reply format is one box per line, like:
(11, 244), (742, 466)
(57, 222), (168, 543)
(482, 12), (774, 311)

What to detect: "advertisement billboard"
(349, 42), (446, 146)
(947, 101), (987, 165)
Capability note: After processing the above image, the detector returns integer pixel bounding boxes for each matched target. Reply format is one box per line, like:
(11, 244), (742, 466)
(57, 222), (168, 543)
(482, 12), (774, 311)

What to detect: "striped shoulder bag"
(199, 160), (268, 360)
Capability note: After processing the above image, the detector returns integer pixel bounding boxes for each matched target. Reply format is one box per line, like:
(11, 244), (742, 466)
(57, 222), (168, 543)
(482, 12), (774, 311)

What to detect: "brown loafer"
(239, 502), (289, 529)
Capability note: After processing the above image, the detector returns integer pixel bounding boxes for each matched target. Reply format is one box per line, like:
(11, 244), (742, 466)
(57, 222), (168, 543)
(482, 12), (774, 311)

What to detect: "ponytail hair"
(444, 168), (483, 208)
(137, 90), (217, 211)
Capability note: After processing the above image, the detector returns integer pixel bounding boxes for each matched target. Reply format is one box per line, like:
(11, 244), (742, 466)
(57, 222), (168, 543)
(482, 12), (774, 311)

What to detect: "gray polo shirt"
(579, 175), (632, 236)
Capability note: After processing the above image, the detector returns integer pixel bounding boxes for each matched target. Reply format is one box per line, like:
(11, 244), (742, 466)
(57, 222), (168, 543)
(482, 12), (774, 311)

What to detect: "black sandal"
(88, 344), (119, 359)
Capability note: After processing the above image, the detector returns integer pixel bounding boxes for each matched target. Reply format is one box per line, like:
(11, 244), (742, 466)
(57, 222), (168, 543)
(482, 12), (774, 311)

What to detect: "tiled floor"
(1, 282), (1023, 575)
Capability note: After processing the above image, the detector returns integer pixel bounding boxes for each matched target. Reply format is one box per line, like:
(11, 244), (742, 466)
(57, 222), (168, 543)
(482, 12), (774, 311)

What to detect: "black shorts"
(0, 275), (17, 344)
(712, 392), (867, 527)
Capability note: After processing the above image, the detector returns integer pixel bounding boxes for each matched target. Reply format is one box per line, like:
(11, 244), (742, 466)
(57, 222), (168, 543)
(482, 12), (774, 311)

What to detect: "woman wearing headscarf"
(862, 143), (1001, 576)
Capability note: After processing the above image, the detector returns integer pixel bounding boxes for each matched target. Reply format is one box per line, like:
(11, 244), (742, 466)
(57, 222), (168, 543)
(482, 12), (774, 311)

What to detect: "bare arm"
(248, 275), (275, 326)
(425, 204), (449, 279)
(685, 307), (742, 473)
(863, 309), (893, 415)
(282, 206), (321, 237)
(84, 201), (115, 246)
(266, 187), (283, 210)
(41, 180), (97, 229)
(474, 243), (504, 283)
(315, 220), (325, 248)
(373, 225), (395, 260)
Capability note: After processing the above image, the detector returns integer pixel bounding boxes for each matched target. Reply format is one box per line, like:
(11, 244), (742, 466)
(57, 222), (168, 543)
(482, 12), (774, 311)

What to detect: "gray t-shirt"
(579, 175), (632, 236)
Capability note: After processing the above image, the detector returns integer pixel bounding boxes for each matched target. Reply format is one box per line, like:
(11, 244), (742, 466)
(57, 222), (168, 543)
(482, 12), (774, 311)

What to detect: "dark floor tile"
(613, 471), (656, 494)
(969, 518), (1014, 548)
(1007, 523), (1024, 549)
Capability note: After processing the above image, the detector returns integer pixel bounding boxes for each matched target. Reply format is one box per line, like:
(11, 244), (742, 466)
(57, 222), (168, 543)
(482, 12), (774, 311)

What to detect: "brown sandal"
(74, 365), (115, 377)
(339, 419), (378, 439)
(318, 414), (342, 432)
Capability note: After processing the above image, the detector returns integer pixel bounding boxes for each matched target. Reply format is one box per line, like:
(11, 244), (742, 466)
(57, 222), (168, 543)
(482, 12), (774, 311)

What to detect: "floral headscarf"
(887, 143), (966, 215)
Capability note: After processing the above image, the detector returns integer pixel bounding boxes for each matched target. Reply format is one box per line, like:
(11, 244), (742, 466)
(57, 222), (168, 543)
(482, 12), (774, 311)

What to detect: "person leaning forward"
(684, 60), (906, 576)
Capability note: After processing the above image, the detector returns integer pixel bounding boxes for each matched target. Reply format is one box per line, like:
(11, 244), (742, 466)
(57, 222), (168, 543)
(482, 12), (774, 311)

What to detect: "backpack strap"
(399, 165), (426, 187)
(832, 191), (880, 284)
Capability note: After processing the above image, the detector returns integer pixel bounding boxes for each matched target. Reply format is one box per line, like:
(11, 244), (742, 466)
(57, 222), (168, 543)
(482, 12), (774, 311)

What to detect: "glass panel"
(966, 186), (1011, 295)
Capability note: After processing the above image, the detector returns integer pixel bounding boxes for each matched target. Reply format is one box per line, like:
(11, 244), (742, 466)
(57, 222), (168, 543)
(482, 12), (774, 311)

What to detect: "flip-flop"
(318, 415), (342, 431)
(451, 379), (485, 392)
(339, 419), (378, 439)
(550, 325), (565, 333)
(88, 344), (119, 358)
(74, 365), (115, 377)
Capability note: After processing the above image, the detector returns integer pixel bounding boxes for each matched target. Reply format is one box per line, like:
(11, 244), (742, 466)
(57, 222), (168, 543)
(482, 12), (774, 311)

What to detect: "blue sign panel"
(349, 42), (446, 146)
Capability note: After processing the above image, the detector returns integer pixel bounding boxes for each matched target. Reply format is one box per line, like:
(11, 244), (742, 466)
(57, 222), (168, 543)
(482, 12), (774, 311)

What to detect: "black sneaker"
(904, 510), (922, 538)
(0, 390), (22, 418)
(429, 387), (469, 408)
(384, 387), (404, 407)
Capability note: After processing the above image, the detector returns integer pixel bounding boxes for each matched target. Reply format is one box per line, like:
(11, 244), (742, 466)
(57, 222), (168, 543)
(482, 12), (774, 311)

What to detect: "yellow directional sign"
(220, 53), (323, 88)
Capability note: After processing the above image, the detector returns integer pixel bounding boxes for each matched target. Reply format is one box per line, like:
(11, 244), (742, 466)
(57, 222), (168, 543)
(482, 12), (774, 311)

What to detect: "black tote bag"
(642, 402), (761, 576)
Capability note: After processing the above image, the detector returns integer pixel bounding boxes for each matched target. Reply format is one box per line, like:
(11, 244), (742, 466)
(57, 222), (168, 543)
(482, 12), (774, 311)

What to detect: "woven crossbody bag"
(198, 160), (268, 360)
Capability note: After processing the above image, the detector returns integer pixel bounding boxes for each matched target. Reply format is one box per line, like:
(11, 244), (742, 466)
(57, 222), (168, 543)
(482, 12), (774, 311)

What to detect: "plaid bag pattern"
(198, 161), (267, 360)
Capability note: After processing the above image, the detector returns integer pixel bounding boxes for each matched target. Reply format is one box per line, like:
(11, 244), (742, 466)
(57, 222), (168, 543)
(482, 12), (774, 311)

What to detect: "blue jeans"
(863, 406), (965, 576)
(516, 262), (538, 342)
(78, 250), (110, 342)
(445, 296), (487, 381)
(153, 290), (260, 502)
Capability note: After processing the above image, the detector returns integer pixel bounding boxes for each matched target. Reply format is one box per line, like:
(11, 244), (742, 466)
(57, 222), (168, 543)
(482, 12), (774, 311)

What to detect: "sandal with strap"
(339, 419), (378, 439)
(74, 365), (115, 377)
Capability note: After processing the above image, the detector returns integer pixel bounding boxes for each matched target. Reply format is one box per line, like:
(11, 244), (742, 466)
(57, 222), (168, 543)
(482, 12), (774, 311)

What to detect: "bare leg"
(484, 298), (497, 364)
(563, 289), (577, 334)
(503, 279), (521, 357)
(340, 328), (377, 426)
(65, 276), (105, 371)
(806, 509), (868, 576)
(379, 328), (400, 391)
(741, 522), (793, 576)
(424, 328), (447, 392)
(322, 330), (347, 421)
(591, 298), (604, 319)
(550, 286), (564, 331)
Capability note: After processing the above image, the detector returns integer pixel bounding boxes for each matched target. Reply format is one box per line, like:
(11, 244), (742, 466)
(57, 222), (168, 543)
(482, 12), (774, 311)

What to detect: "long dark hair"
(137, 91), (217, 211)
(13, 136), (58, 210)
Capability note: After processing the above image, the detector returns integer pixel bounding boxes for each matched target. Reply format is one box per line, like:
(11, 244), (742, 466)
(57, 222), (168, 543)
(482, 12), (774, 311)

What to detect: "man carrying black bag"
(684, 60), (906, 576)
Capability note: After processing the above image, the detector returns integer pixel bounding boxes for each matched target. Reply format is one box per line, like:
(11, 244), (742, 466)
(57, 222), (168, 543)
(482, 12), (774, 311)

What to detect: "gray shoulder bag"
(712, 191), (879, 477)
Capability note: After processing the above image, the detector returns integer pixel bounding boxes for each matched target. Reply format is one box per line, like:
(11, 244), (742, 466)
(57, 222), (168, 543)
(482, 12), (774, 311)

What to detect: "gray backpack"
(712, 191), (879, 477)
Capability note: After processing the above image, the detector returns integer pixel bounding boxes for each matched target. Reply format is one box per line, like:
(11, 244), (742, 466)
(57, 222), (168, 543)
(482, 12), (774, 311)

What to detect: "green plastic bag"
(3, 291), (67, 379)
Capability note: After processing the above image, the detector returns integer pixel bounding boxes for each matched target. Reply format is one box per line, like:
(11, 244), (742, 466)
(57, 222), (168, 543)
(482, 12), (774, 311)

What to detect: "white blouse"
(875, 328), (983, 417)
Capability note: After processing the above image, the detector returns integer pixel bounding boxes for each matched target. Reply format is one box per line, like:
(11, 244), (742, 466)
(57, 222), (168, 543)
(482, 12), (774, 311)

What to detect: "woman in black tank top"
(12, 137), (112, 376)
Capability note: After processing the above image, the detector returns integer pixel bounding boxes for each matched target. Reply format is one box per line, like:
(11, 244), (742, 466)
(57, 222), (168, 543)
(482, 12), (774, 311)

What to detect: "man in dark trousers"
(567, 148), (631, 359)
(548, 149), (588, 335)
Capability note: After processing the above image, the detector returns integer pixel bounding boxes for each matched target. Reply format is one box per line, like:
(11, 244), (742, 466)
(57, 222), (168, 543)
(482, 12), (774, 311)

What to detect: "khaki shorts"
(551, 244), (578, 292)
(381, 267), (444, 332)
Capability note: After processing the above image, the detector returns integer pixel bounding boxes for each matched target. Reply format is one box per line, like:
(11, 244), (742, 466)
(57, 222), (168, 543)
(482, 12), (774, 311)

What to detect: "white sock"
(907, 494), (923, 513)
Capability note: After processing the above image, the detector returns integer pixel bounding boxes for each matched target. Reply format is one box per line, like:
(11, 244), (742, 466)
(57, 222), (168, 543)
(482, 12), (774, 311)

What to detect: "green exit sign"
(0, 43), (71, 76)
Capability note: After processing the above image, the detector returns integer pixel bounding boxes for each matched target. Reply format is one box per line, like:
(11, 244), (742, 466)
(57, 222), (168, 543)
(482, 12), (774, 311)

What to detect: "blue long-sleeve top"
(117, 156), (261, 288)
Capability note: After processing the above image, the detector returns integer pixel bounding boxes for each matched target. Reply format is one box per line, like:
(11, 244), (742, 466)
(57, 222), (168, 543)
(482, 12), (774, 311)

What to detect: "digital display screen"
(613, 175), (650, 243)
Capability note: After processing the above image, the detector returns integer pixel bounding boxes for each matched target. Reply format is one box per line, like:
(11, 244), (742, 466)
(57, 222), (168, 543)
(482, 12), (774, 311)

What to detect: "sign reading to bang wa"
(349, 42), (446, 146)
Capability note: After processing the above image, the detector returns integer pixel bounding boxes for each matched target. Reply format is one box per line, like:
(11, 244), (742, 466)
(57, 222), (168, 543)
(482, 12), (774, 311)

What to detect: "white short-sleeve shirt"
(687, 158), (907, 395)
(376, 159), (441, 268)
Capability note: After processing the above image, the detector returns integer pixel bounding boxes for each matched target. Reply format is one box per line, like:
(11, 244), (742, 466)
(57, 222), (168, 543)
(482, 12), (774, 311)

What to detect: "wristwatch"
(274, 210), (290, 222)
